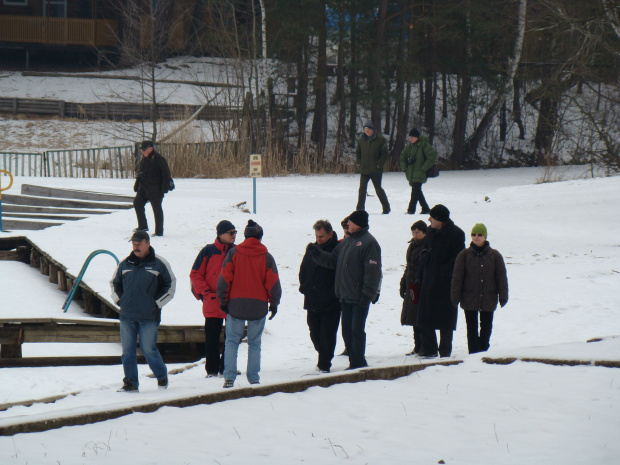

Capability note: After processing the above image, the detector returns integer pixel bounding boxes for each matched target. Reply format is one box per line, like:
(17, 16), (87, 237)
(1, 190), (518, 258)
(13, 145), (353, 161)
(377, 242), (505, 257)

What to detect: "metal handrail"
(62, 250), (119, 313)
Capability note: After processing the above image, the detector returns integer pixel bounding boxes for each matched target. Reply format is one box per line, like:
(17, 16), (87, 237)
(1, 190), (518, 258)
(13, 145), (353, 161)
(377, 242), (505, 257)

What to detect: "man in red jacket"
(190, 220), (236, 377)
(216, 220), (282, 388)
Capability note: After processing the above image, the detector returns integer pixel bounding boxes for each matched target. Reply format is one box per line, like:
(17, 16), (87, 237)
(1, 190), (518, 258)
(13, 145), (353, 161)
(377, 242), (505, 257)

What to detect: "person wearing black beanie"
(416, 204), (465, 358)
(399, 128), (436, 214)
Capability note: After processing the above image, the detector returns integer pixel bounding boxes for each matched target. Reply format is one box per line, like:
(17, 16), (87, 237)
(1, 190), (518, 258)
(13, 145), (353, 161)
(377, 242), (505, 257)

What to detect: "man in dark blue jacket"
(111, 230), (176, 392)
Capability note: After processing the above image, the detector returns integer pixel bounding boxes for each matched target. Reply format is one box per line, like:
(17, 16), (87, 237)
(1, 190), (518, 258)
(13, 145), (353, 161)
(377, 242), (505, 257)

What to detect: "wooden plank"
(2, 194), (132, 210)
(2, 204), (112, 215)
(2, 213), (87, 221)
(21, 184), (134, 202)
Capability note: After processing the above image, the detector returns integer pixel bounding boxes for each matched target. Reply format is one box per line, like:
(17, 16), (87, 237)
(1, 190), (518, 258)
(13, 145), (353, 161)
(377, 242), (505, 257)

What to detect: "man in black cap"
(416, 204), (465, 358)
(111, 230), (176, 392)
(190, 220), (237, 377)
(399, 128), (436, 214)
(133, 140), (173, 237)
(307, 210), (382, 369)
(355, 120), (391, 214)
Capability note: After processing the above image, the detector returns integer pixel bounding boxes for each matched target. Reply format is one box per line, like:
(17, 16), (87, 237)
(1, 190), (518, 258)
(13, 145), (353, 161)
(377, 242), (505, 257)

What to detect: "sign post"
(249, 154), (262, 214)
(0, 170), (15, 232)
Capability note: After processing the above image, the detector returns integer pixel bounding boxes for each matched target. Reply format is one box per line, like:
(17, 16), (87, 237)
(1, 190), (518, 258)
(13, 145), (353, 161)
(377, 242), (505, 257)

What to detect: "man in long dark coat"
(417, 204), (465, 358)
(299, 220), (341, 373)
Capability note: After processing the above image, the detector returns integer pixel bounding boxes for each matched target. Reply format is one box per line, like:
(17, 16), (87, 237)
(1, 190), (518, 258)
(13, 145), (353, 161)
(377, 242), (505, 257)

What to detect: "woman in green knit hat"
(451, 223), (509, 354)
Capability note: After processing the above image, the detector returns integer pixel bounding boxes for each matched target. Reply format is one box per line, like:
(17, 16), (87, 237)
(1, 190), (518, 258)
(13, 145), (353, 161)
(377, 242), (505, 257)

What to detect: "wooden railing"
(0, 15), (118, 47)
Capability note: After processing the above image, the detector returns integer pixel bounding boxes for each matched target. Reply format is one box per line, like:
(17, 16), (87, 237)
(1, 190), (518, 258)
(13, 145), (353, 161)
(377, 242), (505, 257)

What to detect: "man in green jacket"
(355, 120), (390, 214)
(399, 128), (436, 214)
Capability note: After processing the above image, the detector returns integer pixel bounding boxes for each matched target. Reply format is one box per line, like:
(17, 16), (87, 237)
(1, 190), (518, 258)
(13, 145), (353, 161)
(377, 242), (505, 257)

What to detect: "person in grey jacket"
(451, 223), (509, 354)
(111, 230), (176, 392)
(307, 210), (382, 369)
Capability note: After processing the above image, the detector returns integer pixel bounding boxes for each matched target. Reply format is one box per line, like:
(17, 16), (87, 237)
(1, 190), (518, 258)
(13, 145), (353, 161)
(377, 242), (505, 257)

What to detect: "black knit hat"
(244, 219), (263, 239)
(216, 220), (235, 236)
(363, 120), (374, 130)
(348, 210), (369, 228)
(409, 128), (421, 138)
(429, 204), (450, 223)
(411, 220), (427, 233)
(140, 140), (154, 150)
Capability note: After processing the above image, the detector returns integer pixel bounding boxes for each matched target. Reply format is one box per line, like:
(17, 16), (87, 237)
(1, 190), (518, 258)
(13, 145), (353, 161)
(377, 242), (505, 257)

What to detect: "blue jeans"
(120, 316), (167, 387)
(224, 315), (266, 383)
(340, 301), (370, 368)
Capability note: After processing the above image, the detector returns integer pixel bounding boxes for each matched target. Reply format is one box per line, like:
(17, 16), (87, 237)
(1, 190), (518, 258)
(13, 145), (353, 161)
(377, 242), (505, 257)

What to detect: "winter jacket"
(299, 232), (340, 313)
(399, 136), (436, 185)
(417, 220), (465, 330)
(216, 238), (282, 321)
(451, 241), (509, 312)
(134, 150), (172, 198)
(110, 247), (176, 322)
(190, 238), (235, 319)
(400, 238), (425, 326)
(312, 227), (382, 303)
(356, 132), (389, 175)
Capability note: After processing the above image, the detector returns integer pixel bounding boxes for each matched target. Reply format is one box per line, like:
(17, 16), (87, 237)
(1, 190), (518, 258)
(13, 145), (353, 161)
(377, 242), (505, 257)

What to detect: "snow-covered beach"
(1, 166), (618, 464)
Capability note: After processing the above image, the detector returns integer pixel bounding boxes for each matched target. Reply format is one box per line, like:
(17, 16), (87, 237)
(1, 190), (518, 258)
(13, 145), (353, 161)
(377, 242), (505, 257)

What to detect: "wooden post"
(59, 100), (66, 118)
(49, 263), (59, 284)
(40, 256), (49, 275)
(58, 269), (68, 291)
(12, 98), (18, 116)
(30, 248), (40, 268)
(0, 325), (23, 359)
(83, 292), (101, 315)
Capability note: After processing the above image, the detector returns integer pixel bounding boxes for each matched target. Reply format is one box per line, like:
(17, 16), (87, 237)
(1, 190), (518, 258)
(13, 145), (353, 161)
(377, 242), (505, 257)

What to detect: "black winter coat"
(451, 241), (509, 312)
(135, 150), (171, 198)
(400, 238), (425, 326)
(299, 233), (340, 312)
(417, 220), (465, 330)
(312, 227), (382, 302)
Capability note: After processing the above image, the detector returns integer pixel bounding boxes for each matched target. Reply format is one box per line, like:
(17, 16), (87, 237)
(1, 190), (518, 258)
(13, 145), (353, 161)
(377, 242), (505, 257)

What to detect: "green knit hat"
(471, 223), (487, 237)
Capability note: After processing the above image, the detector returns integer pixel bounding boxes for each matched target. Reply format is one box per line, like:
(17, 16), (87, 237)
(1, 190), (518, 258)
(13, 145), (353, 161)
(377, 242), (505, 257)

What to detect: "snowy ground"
(0, 166), (619, 464)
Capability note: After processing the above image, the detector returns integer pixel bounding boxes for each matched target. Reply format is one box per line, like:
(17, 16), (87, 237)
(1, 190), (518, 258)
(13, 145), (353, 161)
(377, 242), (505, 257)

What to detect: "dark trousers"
(340, 302), (370, 368)
(412, 326), (422, 353)
(407, 182), (430, 213)
(134, 190), (164, 235)
(357, 173), (390, 212)
(307, 309), (341, 371)
(420, 328), (454, 357)
(204, 317), (225, 375)
(464, 310), (494, 354)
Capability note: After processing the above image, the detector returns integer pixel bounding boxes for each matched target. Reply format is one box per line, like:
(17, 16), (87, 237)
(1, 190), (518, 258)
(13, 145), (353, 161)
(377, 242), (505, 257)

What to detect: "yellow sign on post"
(249, 154), (262, 178)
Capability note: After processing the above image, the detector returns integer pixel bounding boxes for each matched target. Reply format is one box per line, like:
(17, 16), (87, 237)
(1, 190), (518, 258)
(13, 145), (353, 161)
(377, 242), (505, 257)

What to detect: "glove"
(220, 304), (229, 314)
(500, 301), (507, 308)
(268, 306), (278, 320)
(372, 293), (380, 304)
(359, 296), (371, 309)
(399, 289), (406, 299)
(168, 179), (175, 192)
(306, 243), (320, 257)
(406, 157), (414, 165)
(133, 179), (140, 193)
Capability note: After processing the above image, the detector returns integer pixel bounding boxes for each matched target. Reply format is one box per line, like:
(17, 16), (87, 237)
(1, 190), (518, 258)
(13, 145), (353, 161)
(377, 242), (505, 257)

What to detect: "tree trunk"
(370, 0), (388, 128)
(296, 40), (309, 148)
(463, 0), (527, 161)
(513, 78), (525, 139)
(348, 9), (359, 145)
(390, 0), (410, 160)
(451, 2), (472, 168)
(442, 73), (448, 118)
(310, 0), (328, 156)
(424, 75), (436, 141)
(334, 0), (347, 159)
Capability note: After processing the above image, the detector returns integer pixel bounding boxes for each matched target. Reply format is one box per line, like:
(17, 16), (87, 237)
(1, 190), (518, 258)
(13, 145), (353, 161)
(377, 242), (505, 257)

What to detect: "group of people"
(112, 131), (508, 392)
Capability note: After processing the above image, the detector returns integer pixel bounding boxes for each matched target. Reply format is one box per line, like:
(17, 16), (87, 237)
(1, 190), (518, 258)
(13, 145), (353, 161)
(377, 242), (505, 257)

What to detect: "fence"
(0, 146), (135, 178)
(0, 97), (241, 122)
(0, 152), (44, 176)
